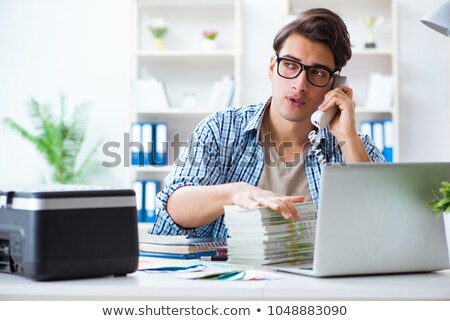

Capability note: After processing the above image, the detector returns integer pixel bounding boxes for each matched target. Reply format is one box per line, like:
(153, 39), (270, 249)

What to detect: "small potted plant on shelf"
(427, 181), (450, 259)
(202, 29), (218, 51)
(148, 18), (168, 50)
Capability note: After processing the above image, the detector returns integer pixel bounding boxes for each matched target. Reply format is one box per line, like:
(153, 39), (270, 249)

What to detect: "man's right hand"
(230, 182), (305, 220)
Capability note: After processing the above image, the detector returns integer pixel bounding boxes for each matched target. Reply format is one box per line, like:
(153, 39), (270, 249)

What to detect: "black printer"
(0, 185), (139, 281)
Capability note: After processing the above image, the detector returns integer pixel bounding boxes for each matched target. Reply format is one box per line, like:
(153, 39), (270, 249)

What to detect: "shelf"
(131, 165), (172, 173)
(137, 0), (235, 7)
(355, 107), (393, 114)
(134, 50), (237, 58)
(132, 108), (218, 116)
(130, 0), (242, 187)
(352, 48), (393, 56)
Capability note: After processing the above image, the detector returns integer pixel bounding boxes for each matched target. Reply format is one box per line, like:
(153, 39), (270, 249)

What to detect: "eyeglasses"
(275, 55), (338, 87)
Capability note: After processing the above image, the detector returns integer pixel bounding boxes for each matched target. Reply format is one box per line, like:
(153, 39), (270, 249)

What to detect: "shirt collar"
(243, 97), (271, 135)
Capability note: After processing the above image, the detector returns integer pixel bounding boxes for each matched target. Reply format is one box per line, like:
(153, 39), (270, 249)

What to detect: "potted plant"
(3, 94), (101, 184)
(428, 181), (450, 259)
(148, 18), (168, 50)
(202, 29), (218, 51)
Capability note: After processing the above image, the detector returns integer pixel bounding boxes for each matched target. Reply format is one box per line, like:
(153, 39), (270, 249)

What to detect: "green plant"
(3, 94), (101, 184)
(148, 18), (168, 39)
(202, 30), (218, 40)
(149, 26), (168, 38)
(427, 181), (450, 218)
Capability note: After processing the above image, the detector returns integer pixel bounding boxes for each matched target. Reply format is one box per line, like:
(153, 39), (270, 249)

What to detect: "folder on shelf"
(382, 120), (393, 162)
(144, 180), (160, 223)
(360, 120), (373, 139)
(156, 79), (170, 109)
(208, 75), (235, 109)
(221, 75), (235, 108)
(132, 180), (145, 222)
(131, 123), (143, 166)
(153, 122), (168, 165)
(372, 121), (384, 151)
(365, 73), (394, 109)
(358, 120), (394, 163)
(141, 122), (154, 166)
(132, 78), (171, 109)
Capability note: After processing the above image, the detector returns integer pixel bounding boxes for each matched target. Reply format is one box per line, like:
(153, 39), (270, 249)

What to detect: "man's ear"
(268, 55), (276, 80)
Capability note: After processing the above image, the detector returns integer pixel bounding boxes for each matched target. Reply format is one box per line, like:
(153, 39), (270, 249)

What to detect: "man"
(151, 8), (385, 238)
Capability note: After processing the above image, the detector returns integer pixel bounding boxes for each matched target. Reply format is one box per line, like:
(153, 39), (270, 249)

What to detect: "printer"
(0, 185), (139, 281)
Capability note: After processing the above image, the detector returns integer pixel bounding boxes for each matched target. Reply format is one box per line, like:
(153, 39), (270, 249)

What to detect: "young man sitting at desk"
(151, 8), (385, 239)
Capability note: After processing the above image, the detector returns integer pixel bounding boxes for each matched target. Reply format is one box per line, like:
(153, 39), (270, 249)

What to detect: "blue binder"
(153, 122), (168, 165)
(144, 180), (160, 223)
(359, 120), (394, 163)
(130, 123), (142, 166)
(141, 122), (154, 166)
(382, 120), (393, 162)
(360, 120), (373, 139)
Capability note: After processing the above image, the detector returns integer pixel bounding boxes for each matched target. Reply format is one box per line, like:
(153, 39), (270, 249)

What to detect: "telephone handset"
(310, 75), (348, 129)
(308, 75), (347, 167)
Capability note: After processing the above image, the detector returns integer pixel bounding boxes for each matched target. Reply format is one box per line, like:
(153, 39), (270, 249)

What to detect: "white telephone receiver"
(310, 75), (347, 129)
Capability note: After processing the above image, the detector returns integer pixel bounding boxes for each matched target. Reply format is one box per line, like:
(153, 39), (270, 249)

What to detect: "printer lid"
(0, 185), (136, 211)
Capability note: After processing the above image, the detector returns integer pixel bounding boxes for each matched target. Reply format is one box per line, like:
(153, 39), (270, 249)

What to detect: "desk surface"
(1, 269), (450, 300)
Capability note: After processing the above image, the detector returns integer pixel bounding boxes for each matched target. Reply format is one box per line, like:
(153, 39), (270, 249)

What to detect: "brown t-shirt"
(257, 111), (313, 201)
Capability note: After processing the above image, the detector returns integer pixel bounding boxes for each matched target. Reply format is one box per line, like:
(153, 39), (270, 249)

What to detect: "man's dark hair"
(273, 8), (352, 72)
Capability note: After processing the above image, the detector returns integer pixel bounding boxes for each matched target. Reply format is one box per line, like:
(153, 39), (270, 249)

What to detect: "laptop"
(272, 162), (450, 277)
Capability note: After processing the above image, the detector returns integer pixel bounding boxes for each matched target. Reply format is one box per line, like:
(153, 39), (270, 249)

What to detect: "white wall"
(0, 0), (448, 186)
(397, 0), (449, 161)
(0, 0), (130, 186)
(240, 0), (280, 105)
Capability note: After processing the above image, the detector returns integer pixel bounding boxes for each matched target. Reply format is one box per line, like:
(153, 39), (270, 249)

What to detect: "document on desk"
(175, 268), (280, 281)
(138, 258), (205, 272)
(138, 258), (280, 280)
(176, 268), (245, 280)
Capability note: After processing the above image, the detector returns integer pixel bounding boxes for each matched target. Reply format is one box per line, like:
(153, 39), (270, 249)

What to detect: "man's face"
(269, 33), (336, 124)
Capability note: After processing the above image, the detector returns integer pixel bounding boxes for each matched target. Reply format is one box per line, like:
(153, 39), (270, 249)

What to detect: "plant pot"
(152, 38), (165, 50)
(444, 211), (450, 262)
(202, 39), (217, 51)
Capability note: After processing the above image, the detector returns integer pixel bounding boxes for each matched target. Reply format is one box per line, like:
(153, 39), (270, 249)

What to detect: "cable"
(308, 129), (326, 167)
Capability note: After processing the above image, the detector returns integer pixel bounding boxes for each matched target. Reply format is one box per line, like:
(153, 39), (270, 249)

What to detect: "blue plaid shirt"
(151, 101), (385, 238)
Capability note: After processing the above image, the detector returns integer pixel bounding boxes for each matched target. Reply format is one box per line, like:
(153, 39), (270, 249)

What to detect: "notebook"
(139, 234), (227, 259)
(272, 162), (450, 277)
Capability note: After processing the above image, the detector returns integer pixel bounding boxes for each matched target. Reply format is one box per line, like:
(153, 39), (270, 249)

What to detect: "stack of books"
(139, 234), (227, 260)
(223, 202), (316, 266)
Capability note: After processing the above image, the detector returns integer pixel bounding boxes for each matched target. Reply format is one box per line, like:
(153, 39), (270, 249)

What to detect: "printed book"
(223, 202), (317, 265)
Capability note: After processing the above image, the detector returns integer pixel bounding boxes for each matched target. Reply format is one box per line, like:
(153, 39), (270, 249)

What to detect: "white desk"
(1, 269), (450, 300)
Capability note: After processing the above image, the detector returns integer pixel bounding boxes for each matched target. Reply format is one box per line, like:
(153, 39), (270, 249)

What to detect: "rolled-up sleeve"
(360, 134), (386, 163)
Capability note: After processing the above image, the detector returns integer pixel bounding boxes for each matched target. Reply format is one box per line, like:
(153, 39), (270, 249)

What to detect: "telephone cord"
(308, 129), (326, 167)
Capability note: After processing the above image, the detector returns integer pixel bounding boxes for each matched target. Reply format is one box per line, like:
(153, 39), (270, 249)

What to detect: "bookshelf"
(129, 0), (242, 223)
(283, 0), (399, 161)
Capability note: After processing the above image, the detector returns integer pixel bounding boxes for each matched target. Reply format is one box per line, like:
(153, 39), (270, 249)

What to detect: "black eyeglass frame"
(275, 55), (339, 88)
